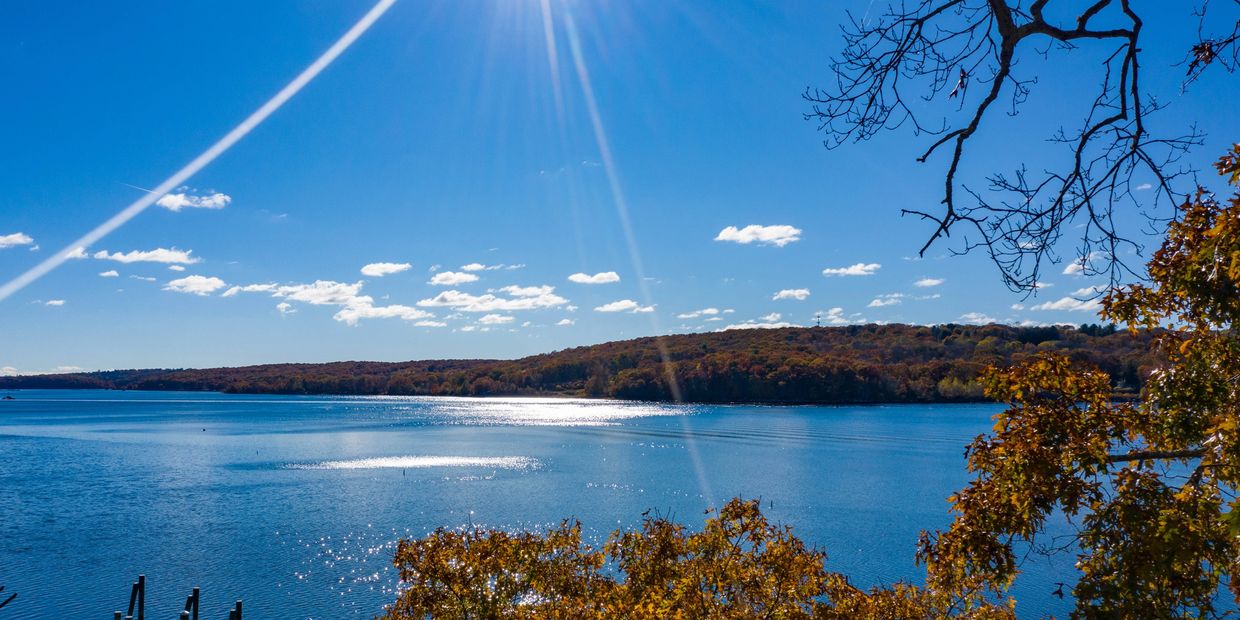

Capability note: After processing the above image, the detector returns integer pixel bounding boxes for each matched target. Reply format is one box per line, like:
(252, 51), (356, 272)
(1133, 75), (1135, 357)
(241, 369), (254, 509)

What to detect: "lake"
(0, 390), (1075, 618)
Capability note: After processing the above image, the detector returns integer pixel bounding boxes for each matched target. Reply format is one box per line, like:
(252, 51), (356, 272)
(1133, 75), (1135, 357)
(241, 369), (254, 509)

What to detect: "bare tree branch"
(805, 0), (1235, 292)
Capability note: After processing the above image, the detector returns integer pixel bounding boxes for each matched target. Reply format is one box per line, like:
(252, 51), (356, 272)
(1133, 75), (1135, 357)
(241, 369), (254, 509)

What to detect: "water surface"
(0, 390), (1073, 618)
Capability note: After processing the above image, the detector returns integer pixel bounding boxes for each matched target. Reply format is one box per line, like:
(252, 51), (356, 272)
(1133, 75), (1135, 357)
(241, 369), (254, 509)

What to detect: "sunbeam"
(562, 8), (716, 508)
(0, 0), (398, 304)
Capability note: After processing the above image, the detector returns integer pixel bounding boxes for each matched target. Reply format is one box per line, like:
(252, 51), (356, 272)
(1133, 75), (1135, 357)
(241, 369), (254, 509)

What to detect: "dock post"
(136, 575), (145, 620)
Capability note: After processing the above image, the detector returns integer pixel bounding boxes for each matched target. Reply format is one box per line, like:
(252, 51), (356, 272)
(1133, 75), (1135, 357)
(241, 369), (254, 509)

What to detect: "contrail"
(0, 0), (397, 303)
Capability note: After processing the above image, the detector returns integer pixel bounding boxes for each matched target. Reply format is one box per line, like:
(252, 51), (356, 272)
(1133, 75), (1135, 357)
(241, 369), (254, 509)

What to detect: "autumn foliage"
(385, 148), (1240, 618)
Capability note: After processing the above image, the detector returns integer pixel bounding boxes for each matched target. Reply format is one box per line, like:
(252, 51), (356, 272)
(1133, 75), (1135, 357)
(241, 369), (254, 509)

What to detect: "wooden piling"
(136, 575), (145, 620)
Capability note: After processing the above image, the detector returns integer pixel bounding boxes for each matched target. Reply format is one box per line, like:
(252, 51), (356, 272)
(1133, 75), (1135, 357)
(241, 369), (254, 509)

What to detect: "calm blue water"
(0, 390), (1076, 618)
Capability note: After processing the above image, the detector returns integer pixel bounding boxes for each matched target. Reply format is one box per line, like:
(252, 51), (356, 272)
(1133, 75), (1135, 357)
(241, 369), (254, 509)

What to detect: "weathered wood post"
(192, 586), (200, 620)
(136, 575), (144, 620)
(113, 612), (121, 620)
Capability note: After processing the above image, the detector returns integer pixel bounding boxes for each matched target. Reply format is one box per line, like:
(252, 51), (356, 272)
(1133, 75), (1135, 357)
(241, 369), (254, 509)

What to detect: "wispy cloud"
(429, 271), (479, 286)
(461, 263), (522, 272)
(99, 270), (119, 278)
(165, 275), (227, 296)
(332, 300), (433, 325)
(168, 265), (186, 272)
(1030, 296), (1101, 312)
(958, 312), (997, 325)
(568, 271), (620, 284)
(867, 293), (904, 307)
(677, 308), (720, 319)
(714, 224), (802, 247)
(94, 247), (201, 265)
(557, 318), (575, 326)
(914, 277), (944, 287)
(823, 263), (881, 277)
(772, 288), (810, 301)
(479, 313), (514, 325)
(361, 262), (412, 277)
(417, 289), (568, 312)
(0, 232), (34, 249)
(44, 299), (65, 307)
(1063, 252), (1105, 276)
(276, 302), (296, 315)
(155, 189), (231, 212)
(222, 283), (278, 297)
(595, 299), (654, 313)
(496, 285), (554, 297)
(817, 307), (863, 326)
(722, 312), (798, 330)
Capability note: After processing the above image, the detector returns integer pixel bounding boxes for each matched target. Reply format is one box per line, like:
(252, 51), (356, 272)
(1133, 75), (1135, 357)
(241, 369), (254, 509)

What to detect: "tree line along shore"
(0, 323), (1155, 404)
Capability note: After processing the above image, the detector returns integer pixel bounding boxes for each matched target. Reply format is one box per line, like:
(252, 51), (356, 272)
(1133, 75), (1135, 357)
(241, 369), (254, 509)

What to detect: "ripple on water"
(284, 455), (540, 470)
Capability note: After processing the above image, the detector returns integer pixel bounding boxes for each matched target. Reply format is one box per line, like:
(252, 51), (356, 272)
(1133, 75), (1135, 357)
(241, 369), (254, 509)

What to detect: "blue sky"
(1, 0), (1237, 373)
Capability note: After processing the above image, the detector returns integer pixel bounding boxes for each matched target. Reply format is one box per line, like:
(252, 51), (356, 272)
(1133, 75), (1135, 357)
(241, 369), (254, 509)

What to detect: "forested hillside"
(1, 324), (1157, 404)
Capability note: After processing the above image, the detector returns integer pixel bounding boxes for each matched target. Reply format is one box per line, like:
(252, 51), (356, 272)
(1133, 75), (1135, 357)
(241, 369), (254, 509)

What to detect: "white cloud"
(165, 275), (226, 296)
(1030, 296), (1102, 312)
(168, 265), (186, 272)
(222, 283), (278, 297)
(156, 190), (231, 212)
(459, 325), (477, 332)
(274, 280), (364, 305)
(721, 312), (798, 330)
(0, 232), (34, 249)
(461, 263), (522, 272)
(94, 247), (201, 265)
(479, 313), (515, 325)
(823, 262), (881, 277)
(1011, 303), (1025, 310)
(415, 320), (447, 327)
(677, 308), (720, 319)
(914, 277), (944, 287)
(714, 224), (802, 247)
(772, 288), (810, 301)
(568, 271), (620, 284)
(44, 299), (65, 307)
(361, 262), (412, 277)
(99, 270), (119, 278)
(958, 312), (998, 325)
(1063, 252), (1105, 276)
(276, 302), (296, 315)
(813, 307), (863, 327)
(1135, 183), (1153, 191)
(332, 300), (433, 326)
(417, 289), (568, 312)
(429, 271), (479, 286)
(721, 321), (798, 331)
(130, 275), (156, 282)
(867, 293), (905, 308)
(496, 285), (554, 297)
(557, 318), (574, 326)
(1071, 286), (1105, 297)
(595, 299), (654, 313)
(66, 247), (88, 259)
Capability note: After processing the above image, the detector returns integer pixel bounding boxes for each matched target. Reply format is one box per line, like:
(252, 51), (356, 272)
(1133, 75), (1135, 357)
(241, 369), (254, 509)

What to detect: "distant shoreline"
(0, 324), (1152, 406)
